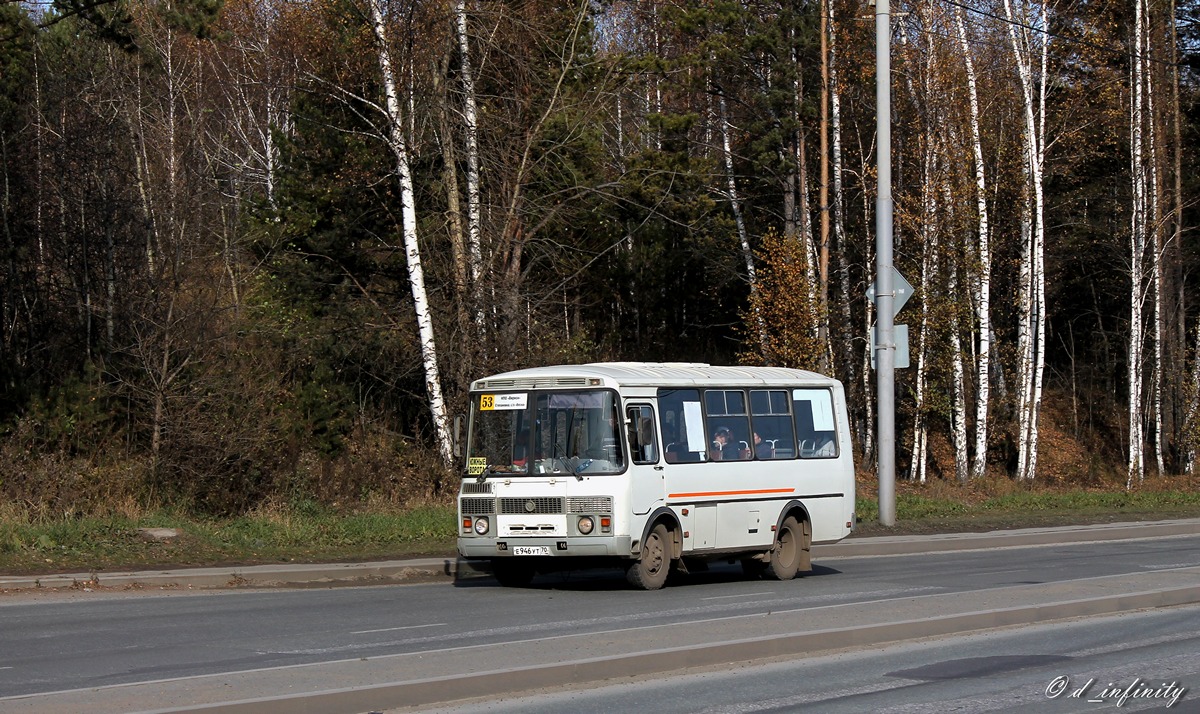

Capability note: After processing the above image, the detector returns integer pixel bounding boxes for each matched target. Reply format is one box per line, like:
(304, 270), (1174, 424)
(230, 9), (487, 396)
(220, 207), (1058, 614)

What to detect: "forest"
(0, 0), (1197, 517)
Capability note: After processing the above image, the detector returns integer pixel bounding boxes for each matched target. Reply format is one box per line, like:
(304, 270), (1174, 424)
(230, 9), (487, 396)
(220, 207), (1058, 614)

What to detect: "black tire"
(491, 559), (536, 587)
(626, 523), (671, 590)
(765, 516), (805, 581)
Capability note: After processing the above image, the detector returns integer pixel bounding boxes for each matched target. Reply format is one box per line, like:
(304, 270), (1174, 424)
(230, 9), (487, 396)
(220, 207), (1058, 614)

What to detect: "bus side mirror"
(453, 415), (464, 458)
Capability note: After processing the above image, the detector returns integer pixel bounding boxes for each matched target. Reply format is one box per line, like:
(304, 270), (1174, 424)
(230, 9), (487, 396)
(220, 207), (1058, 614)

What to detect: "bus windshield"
(467, 390), (625, 477)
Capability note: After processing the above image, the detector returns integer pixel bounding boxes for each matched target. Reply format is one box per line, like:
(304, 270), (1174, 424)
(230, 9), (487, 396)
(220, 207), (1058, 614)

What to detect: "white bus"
(456, 362), (856, 589)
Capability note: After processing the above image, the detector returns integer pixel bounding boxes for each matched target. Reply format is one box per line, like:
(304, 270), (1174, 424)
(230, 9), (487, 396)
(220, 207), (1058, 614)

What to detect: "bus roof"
(471, 362), (841, 391)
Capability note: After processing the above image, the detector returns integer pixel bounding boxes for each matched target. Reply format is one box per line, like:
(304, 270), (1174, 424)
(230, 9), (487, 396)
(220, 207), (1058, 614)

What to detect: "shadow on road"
(455, 561), (843, 591)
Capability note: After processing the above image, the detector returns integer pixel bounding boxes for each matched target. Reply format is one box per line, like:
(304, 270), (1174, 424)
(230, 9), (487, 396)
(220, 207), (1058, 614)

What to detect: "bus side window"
(793, 388), (839, 459)
(627, 405), (658, 464)
(750, 389), (795, 460)
(705, 389), (751, 461)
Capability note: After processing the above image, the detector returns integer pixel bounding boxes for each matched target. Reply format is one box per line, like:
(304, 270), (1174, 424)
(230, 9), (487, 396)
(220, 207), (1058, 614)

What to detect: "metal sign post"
(875, 0), (896, 527)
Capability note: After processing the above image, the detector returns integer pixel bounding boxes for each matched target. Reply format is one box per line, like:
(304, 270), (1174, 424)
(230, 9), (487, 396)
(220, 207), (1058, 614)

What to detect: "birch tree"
(955, 5), (992, 480)
(454, 0), (484, 328)
(367, 0), (452, 467)
(1004, 0), (1049, 481)
(1126, 0), (1148, 488)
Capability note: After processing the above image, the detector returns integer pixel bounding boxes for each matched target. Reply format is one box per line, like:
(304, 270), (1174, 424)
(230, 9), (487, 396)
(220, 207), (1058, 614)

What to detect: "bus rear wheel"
(626, 523), (671, 590)
(765, 516), (806, 580)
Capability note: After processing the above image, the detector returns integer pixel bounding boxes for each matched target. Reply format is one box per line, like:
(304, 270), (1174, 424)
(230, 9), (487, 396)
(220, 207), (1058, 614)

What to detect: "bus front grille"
(460, 497), (496, 515)
(498, 497), (564, 515)
(567, 496), (612, 514)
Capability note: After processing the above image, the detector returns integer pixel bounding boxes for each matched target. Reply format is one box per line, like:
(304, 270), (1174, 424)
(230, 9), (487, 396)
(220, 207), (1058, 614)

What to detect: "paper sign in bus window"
(794, 388), (835, 431)
(480, 393), (528, 411)
(683, 401), (706, 452)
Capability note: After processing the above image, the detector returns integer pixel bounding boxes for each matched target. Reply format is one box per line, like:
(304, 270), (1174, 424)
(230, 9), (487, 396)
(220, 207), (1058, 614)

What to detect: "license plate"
(511, 545), (550, 556)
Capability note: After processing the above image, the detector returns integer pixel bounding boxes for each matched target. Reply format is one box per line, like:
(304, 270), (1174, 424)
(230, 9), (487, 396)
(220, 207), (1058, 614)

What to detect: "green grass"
(853, 488), (1200, 535)
(0, 504), (458, 575)
(2, 488), (1197, 576)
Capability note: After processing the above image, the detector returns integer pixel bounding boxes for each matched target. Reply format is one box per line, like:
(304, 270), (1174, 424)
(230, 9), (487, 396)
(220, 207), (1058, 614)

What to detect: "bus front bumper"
(458, 535), (633, 560)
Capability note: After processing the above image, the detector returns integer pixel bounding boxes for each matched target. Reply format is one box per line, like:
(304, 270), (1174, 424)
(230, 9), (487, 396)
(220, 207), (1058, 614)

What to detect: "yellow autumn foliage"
(739, 229), (822, 371)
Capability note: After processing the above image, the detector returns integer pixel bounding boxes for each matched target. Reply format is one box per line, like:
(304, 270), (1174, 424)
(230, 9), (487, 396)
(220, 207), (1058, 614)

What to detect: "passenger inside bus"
(711, 427), (749, 460)
(754, 432), (774, 459)
(709, 427), (730, 460)
(512, 429), (531, 469)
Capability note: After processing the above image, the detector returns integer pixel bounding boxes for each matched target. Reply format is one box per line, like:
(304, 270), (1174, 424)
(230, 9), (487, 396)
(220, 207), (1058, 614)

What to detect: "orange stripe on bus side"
(667, 488), (795, 499)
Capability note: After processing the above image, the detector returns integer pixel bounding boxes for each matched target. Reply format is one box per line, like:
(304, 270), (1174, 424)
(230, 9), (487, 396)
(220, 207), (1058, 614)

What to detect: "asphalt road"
(415, 605), (1200, 713)
(0, 522), (1197, 713)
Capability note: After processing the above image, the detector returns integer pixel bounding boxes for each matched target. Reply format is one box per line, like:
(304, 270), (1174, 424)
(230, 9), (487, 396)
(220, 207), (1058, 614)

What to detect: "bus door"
(625, 403), (663, 515)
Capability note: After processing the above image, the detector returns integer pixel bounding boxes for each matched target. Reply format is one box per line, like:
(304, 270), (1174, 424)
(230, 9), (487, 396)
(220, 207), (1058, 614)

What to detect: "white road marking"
(352, 623), (446, 635)
(702, 592), (775, 601)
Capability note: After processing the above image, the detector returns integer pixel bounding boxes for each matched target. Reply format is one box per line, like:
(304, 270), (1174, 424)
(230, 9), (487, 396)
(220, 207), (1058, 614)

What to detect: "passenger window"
(793, 388), (839, 459)
(658, 389), (706, 462)
(627, 405), (659, 464)
(704, 389), (751, 461)
(750, 389), (795, 460)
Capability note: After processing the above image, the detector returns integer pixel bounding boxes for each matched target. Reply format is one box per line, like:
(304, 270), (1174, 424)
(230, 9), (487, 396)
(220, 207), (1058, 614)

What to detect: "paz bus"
(456, 362), (856, 589)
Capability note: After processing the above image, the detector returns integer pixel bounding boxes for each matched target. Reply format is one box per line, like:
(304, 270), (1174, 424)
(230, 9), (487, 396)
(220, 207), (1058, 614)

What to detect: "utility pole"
(875, 0), (896, 526)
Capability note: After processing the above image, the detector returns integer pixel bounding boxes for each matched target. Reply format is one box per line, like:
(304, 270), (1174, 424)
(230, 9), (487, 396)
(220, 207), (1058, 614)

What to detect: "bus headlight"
(473, 517), (490, 535)
(577, 516), (595, 535)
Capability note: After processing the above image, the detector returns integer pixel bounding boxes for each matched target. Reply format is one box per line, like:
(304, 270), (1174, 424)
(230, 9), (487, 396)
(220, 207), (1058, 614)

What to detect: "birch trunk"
(1030, 18), (1049, 482)
(1127, 0), (1147, 488)
(860, 138), (875, 463)
(956, 6), (992, 480)
(800, 131), (818, 325)
(950, 259), (969, 483)
(369, 0), (453, 467)
(455, 0), (484, 326)
(934, 167), (969, 482)
(1004, 0), (1048, 481)
(909, 140), (937, 484)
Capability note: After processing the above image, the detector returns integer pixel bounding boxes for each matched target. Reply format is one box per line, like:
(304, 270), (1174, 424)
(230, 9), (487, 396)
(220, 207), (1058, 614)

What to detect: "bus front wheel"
(626, 523), (671, 590)
(765, 516), (805, 580)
